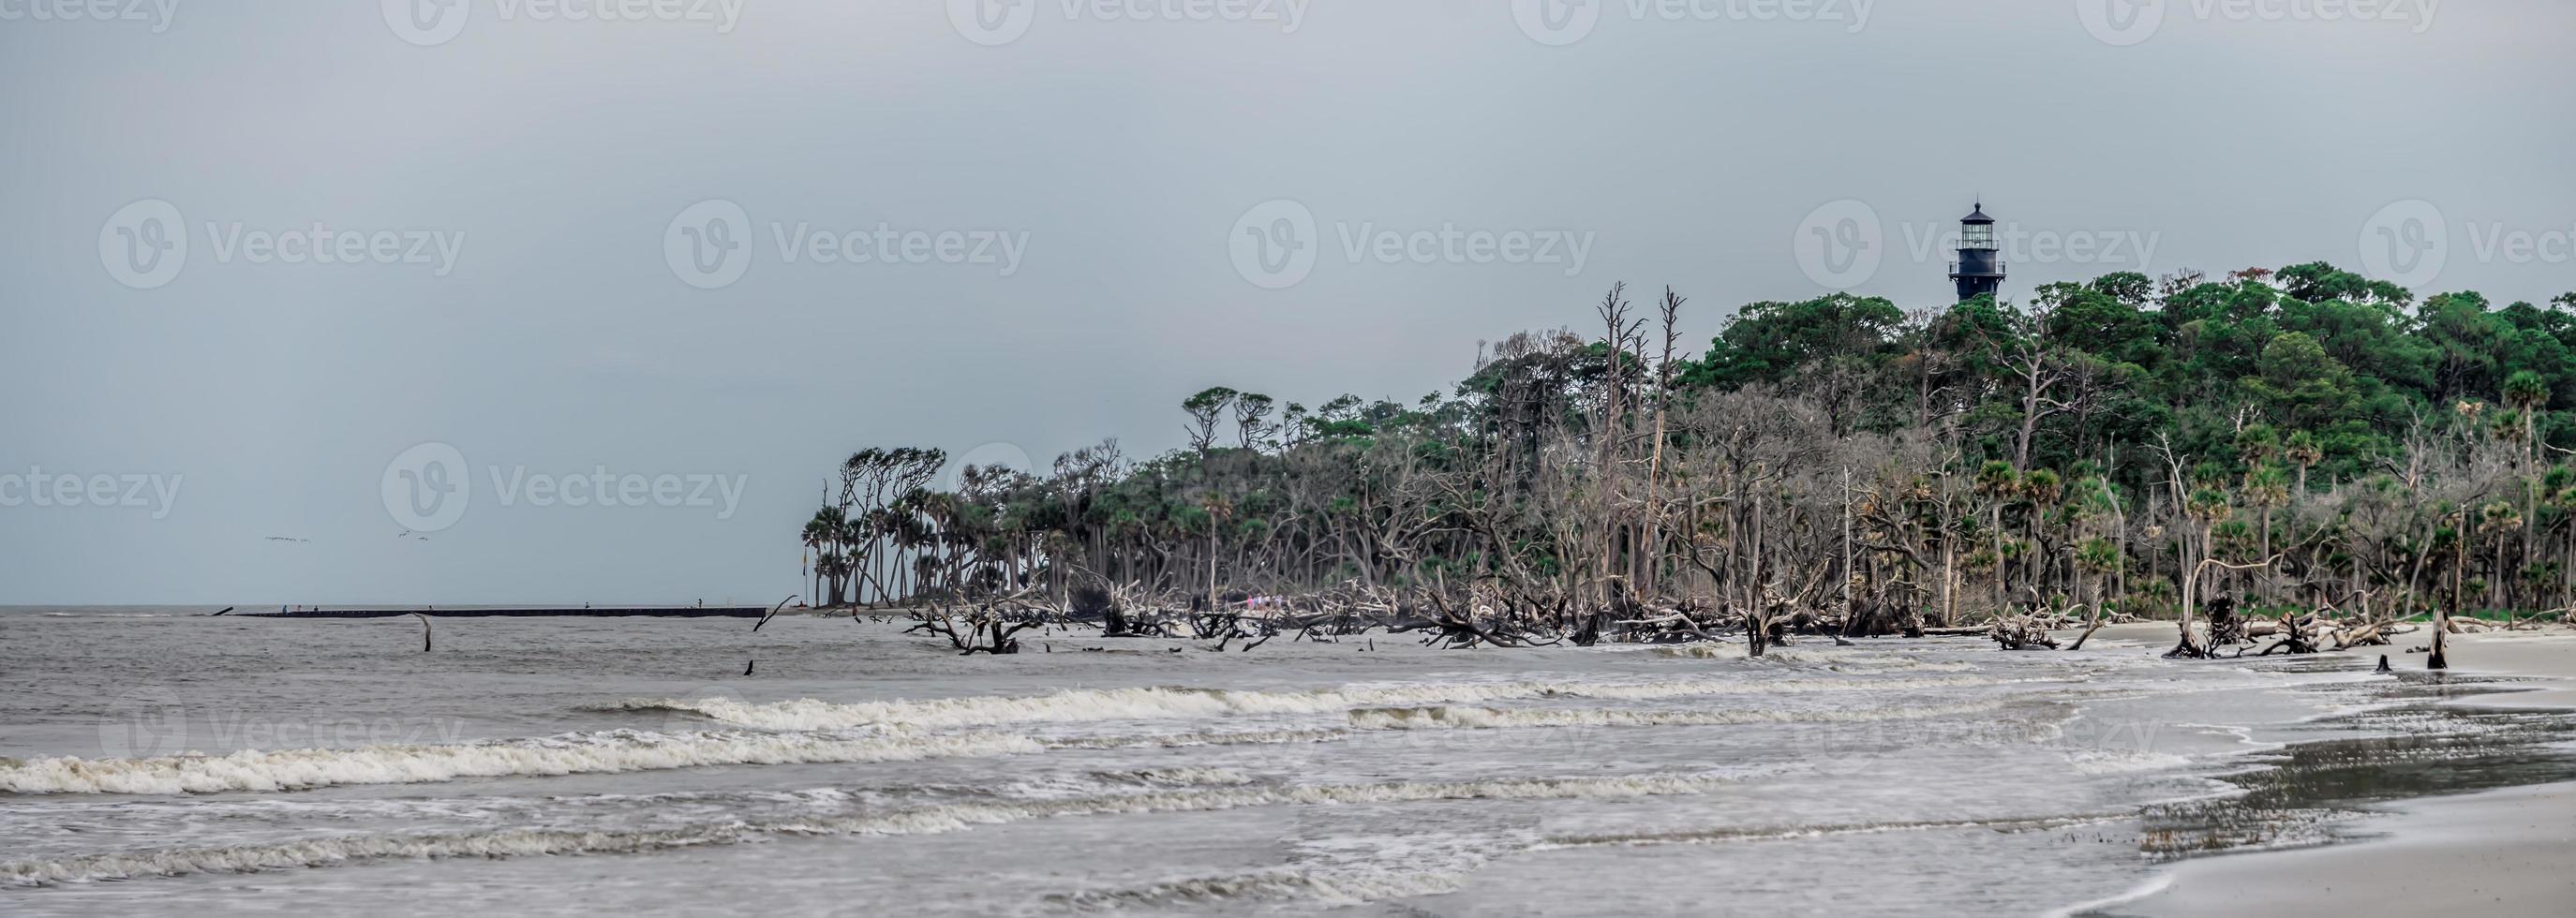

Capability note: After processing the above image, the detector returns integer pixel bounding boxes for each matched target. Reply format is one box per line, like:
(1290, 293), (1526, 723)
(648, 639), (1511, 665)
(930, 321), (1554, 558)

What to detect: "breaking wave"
(0, 729), (1042, 795)
(1087, 766), (1255, 787)
(0, 771), (1766, 886)
(1045, 727), (1347, 750)
(0, 727), (1342, 796)
(611, 674), (2008, 732)
(1005, 766), (1260, 800)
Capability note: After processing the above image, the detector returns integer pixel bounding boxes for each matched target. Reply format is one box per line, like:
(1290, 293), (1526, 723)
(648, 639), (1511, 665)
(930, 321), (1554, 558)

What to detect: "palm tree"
(2547, 468), (2576, 610)
(1974, 461), (2018, 603)
(1198, 490), (1234, 598)
(2071, 475), (2126, 602)
(2234, 423), (2279, 487)
(2479, 500), (2524, 610)
(2282, 431), (2322, 495)
(841, 512), (877, 605)
(2020, 468), (2063, 596)
(2179, 487), (2233, 655)
(2073, 536), (2120, 645)
(800, 506), (845, 605)
(2505, 370), (2548, 462)
(2247, 465), (2290, 572)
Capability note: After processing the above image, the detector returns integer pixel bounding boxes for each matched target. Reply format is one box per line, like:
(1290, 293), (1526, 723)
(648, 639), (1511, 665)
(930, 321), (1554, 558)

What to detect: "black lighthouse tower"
(1948, 202), (2004, 302)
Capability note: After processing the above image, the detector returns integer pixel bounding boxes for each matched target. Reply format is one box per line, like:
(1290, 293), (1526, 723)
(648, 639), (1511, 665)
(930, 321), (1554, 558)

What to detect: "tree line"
(800, 261), (2576, 631)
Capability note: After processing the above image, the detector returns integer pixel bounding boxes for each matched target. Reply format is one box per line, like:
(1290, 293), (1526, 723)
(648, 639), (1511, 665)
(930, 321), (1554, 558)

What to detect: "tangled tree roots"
(886, 579), (2488, 663)
(1987, 614), (2060, 651)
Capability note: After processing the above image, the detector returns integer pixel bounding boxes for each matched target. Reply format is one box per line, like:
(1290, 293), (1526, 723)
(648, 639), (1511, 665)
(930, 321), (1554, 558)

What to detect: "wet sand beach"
(2108, 629), (2576, 917)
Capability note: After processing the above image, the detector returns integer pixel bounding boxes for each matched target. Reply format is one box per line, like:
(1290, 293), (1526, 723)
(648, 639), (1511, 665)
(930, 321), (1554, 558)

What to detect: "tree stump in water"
(1988, 615), (2059, 651)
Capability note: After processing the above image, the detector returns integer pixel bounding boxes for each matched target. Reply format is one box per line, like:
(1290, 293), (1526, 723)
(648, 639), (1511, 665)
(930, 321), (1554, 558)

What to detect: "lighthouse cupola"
(1949, 201), (2005, 302)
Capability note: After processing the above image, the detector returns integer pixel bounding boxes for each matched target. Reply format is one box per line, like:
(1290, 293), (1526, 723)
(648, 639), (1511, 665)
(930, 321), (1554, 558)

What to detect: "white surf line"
(1535, 811), (2134, 851)
(0, 770), (1781, 887)
(0, 727), (1345, 795)
(0, 730), (1038, 795)
(616, 674), (2030, 732)
(2041, 872), (2176, 918)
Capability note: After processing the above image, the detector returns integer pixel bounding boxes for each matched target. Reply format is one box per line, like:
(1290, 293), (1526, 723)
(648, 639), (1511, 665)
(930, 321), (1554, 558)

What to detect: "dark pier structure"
(231, 606), (768, 619)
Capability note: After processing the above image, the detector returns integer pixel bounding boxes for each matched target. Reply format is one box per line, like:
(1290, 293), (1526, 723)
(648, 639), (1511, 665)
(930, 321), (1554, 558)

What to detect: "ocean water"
(2, 607), (2569, 916)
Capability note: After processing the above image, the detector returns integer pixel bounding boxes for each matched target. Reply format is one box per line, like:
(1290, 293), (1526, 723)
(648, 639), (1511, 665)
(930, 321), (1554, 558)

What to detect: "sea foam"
(615, 674), (2005, 732)
(0, 771), (1766, 886)
(0, 726), (1340, 796)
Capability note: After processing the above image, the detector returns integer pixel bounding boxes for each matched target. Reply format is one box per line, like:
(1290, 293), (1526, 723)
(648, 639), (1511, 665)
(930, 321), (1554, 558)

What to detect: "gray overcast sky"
(3, 0), (2569, 604)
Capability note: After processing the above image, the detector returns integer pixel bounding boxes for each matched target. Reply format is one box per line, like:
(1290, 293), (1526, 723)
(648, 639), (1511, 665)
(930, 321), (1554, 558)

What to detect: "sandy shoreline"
(2093, 628), (2576, 917)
